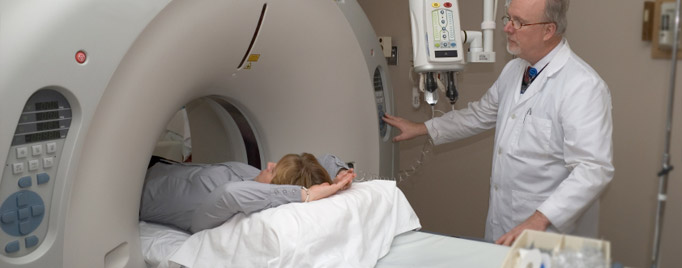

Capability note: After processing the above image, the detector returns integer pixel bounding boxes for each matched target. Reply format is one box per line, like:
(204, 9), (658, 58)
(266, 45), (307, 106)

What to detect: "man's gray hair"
(544, 0), (569, 35)
(505, 0), (570, 35)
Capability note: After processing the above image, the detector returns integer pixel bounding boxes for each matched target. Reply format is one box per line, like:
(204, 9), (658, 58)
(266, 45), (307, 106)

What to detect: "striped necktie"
(520, 66), (537, 94)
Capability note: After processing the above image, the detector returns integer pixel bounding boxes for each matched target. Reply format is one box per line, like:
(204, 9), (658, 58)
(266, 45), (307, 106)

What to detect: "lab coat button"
(511, 114), (516, 119)
(498, 148), (502, 155)
(494, 184), (499, 191)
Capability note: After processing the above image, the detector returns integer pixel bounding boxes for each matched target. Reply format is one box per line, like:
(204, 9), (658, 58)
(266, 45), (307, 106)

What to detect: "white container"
(501, 230), (611, 268)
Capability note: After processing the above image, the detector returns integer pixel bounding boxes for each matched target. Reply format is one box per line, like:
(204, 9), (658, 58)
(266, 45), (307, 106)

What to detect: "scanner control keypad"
(1, 89), (71, 257)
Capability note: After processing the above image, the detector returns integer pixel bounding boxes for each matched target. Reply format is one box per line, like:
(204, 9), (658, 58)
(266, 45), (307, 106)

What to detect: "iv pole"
(652, 0), (682, 267)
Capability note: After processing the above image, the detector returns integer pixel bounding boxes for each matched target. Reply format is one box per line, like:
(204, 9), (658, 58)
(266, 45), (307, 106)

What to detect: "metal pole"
(652, 0), (682, 267)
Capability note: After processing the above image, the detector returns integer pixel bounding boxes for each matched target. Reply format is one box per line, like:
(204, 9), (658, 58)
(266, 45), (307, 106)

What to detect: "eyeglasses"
(501, 15), (553, 30)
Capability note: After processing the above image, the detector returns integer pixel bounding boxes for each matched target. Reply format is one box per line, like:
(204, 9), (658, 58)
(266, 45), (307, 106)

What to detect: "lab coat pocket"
(515, 116), (552, 157)
(511, 190), (548, 224)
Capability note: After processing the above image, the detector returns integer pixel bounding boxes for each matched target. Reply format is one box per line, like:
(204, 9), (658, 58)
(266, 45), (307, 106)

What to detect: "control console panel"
(0, 89), (72, 257)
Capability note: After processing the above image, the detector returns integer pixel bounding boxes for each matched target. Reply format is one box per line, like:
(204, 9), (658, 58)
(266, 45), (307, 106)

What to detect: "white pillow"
(169, 180), (420, 268)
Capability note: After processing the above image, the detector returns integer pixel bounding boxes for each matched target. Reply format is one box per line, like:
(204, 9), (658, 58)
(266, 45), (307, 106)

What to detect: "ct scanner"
(0, 0), (396, 267)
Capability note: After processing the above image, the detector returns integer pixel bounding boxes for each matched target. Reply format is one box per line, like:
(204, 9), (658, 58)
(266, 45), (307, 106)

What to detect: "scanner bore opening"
(152, 96), (261, 169)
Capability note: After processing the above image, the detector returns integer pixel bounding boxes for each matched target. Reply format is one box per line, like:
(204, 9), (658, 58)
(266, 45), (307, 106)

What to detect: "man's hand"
(304, 169), (355, 202)
(495, 210), (551, 246)
(382, 114), (428, 142)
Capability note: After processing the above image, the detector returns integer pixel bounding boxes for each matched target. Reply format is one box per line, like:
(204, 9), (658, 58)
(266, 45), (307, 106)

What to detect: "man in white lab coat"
(383, 0), (613, 246)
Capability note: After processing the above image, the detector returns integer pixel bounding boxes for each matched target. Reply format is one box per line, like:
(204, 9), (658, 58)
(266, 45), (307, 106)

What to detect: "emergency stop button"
(75, 50), (87, 64)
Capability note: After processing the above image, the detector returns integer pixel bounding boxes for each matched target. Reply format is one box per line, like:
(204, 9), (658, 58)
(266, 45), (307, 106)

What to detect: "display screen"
(36, 121), (60, 131)
(35, 101), (59, 111)
(24, 131), (61, 143)
(36, 111), (60, 121)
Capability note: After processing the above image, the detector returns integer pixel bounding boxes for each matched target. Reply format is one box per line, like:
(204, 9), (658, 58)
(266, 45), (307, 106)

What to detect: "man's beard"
(506, 37), (520, 55)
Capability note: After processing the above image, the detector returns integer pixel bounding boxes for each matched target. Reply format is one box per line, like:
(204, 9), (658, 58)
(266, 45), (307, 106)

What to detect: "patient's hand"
(333, 168), (355, 190)
(306, 170), (355, 202)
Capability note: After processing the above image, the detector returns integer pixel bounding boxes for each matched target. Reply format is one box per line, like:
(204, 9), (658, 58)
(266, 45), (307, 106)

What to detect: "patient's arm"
(317, 154), (355, 189)
(317, 154), (350, 178)
(190, 181), (301, 233)
(305, 169), (355, 201)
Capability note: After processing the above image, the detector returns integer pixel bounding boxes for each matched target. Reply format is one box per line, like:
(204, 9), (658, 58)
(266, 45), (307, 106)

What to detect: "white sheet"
(162, 180), (420, 268)
(139, 221), (191, 268)
(376, 231), (510, 268)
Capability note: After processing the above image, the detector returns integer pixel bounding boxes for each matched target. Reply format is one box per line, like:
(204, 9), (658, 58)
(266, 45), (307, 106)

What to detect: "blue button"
(1, 211), (17, 224)
(25, 236), (38, 248)
(18, 208), (30, 220)
(17, 193), (30, 207)
(451, 43), (456, 47)
(19, 221), (32, 235)
(1, 191), (44, 237)
(18, 176), (32, 188)
(36, 173), (49, 185)
(31, 205), (44, 217)
(5, 241), (19, 253)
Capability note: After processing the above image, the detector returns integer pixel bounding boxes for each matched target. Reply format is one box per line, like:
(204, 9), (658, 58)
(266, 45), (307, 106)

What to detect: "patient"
(140, 153), (355, 233)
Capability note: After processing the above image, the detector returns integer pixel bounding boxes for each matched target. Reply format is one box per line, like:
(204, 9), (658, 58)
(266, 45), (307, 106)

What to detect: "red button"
(75, 51), (87, 64)
(444, 2), (452, 8)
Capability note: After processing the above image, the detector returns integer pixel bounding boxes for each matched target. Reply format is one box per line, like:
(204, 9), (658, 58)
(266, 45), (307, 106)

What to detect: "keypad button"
(28, 160), (40, 171)
(25, 236), (39, 248)
(1, 211), (17, 224)
(12, 163), (25, 174)
(5, 241), (19, 253)
(18, 176), (32, 188)
(19, 221), (32, 235)
(31, 205), (44, 217)
(46, 142), (57, 154)
(18, 208), (30, 220)
(17, 193), (30, 207)
(16, 147), (29, 158)
(37, 174), (50, 185)
(31, 145), (43, 156)
(43, 157), (54, 168)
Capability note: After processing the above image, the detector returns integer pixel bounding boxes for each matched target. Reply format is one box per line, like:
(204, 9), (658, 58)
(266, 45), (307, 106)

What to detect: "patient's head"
(263, 153), (332, 188)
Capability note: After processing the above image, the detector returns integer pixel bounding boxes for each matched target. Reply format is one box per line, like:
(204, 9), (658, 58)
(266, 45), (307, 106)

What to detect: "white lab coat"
(425, 40), (613, 241)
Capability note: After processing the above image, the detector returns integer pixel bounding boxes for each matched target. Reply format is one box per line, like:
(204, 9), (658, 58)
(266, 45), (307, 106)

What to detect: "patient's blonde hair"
(270, 153), (332, 188)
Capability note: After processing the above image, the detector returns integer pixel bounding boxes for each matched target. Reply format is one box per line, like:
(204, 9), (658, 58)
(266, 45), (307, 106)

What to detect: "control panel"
(426, 1), (463, 62)
(373, 67), (388, 139)
(410, 0), (465, 72)
(0, 89), (72, 257)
